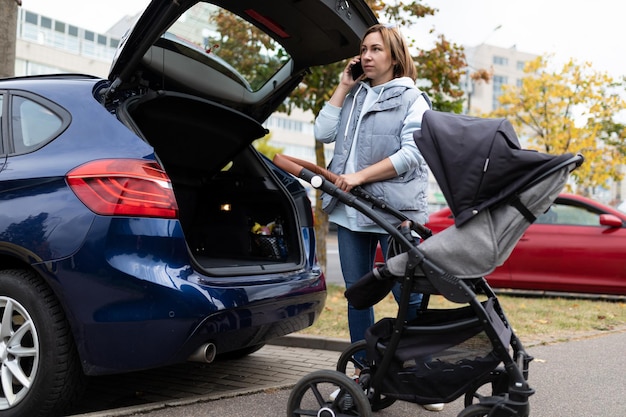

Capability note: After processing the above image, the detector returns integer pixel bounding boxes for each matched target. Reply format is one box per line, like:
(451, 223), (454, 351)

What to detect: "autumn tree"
(209, 9), (288, 91)
(487, 56), (626, 195)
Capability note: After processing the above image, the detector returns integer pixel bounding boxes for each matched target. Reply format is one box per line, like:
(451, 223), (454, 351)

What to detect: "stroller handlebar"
(273, 154), (433, 240)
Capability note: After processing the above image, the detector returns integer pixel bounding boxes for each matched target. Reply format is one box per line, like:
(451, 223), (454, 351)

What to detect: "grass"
(300, 284), (626, 345)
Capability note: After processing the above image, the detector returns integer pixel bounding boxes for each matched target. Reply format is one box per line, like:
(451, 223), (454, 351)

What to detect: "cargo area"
(121, 91), (304, 273)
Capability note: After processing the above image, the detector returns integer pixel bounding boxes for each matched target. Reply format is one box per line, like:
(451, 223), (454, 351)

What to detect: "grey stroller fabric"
(385, 159), (577, 279)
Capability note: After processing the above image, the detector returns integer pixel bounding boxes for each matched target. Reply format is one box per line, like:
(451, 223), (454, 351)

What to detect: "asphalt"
(64, 326), (626, 417)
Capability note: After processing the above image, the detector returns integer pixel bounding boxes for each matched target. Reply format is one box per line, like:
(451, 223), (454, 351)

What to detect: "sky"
(22, 0), (625, 79)
(409, 0), (625, 78)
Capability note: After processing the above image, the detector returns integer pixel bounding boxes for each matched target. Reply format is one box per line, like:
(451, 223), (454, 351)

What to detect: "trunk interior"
(121, 91), (304, 274)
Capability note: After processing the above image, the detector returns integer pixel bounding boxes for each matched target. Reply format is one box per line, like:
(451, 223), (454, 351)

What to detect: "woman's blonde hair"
(361, 24), (417, 81)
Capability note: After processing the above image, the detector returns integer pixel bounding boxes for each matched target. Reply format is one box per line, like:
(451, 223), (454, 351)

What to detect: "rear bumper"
(49, 258), (325, 375)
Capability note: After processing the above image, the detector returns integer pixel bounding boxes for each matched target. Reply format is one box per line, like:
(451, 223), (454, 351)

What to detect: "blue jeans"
(337, 226), (423, 344)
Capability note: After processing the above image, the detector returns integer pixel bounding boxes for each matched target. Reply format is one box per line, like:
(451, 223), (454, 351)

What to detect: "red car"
(423, 193), (626, 296)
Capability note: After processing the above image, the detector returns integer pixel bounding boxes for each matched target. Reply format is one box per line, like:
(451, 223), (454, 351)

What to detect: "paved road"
(66, 329), (626, 417)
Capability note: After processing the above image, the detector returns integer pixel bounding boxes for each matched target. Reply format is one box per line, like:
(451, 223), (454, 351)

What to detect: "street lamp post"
(464, 25), (502, 114)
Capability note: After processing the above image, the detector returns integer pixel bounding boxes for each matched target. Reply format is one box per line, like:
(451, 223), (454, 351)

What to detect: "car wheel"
(0, 269), (85, 417)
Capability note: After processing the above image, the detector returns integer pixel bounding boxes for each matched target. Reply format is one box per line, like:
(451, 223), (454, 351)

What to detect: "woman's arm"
(314, 57), (362, 144)
(334, 158), (396, 192)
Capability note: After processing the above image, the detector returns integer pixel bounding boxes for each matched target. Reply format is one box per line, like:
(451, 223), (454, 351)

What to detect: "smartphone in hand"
(350, 61), (364, 80)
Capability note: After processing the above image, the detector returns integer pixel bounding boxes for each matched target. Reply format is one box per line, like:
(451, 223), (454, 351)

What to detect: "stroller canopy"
(414, 110), (576, 227)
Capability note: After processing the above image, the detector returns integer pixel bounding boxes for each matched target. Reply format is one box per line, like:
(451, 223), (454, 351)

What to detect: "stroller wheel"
(287, 370), (372, 417)
(464, 367), (508, 407)
(336, 340), (396, 411)
(457, 404), (492, 417)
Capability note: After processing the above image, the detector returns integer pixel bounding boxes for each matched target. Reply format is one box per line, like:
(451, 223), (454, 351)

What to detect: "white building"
(14, 8), (123, 78)
(464, 44), (538, 115)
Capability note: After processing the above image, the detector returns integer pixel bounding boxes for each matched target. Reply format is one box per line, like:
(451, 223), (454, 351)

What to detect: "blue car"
(0, 0), (377, 415)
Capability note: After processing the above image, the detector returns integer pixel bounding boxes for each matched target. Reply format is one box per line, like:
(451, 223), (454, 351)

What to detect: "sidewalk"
(68, 329), (626, 417)
(66, 335), (350, 417)
(65, 325), (626, 417)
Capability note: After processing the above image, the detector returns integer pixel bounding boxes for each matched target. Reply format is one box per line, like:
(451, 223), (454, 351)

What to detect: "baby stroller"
(274, 110), (583, 417)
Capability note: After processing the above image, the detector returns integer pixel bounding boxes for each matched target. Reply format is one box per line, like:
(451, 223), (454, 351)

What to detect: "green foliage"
(253, 134), (284, 161)
(210, 9), (289, 90)
(414, 34), (467, 114)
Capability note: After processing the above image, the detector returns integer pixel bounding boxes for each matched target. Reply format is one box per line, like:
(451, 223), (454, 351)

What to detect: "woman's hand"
(335, 159), (398, 192)
(329, 56), (362, 108)
(342, 57), (364, 84)
(335, 172), (364, 192)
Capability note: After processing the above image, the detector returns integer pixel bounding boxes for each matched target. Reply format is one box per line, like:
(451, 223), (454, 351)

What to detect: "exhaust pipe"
(188, 342), (217, 363)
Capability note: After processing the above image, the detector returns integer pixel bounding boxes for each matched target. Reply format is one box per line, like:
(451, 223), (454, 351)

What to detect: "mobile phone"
(350, 61), (364, 80)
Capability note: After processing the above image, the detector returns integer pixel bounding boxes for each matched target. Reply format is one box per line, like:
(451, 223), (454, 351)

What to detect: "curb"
(268, 333), (351, 352)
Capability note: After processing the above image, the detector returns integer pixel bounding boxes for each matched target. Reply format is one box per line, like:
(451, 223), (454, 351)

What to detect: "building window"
(492, 75), (508, 109)
(40, 16), (52, 29)
(17, 9), (121, 68)
(19, 60), (65, 76)
(517, 60), (526, 71)
(24, 11), (37, 25)
(493, 56), (508, 66)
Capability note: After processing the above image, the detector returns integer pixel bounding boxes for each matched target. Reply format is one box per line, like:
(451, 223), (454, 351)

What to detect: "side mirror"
(599, 214), (624, 228)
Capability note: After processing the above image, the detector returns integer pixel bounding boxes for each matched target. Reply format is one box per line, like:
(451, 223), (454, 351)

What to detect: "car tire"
(0, 269), (85, 417)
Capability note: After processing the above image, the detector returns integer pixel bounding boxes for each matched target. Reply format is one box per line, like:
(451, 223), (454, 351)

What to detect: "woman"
(314, 24), (443, 412)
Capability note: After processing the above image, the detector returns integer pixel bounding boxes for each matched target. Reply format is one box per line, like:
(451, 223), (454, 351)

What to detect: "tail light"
(67, 159), (178, 218)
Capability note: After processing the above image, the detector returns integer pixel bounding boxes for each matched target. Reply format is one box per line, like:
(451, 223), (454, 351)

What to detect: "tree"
(209, 9), (289, 91)
(253, 133), (284, 162)
(0, 0), (20, 78)
(286, 1), (469, 273)
(487, 56), (626, 195)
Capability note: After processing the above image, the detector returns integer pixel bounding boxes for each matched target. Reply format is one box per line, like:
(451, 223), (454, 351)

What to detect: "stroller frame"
(276, 150), (582, 417)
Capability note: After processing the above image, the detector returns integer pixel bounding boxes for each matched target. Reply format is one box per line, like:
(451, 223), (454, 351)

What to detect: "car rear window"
(166, 3), (290, 92)
(8, 92), (68, 155)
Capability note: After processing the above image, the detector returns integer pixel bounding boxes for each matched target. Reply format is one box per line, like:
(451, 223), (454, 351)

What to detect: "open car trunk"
(119, 91), (306, 275)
